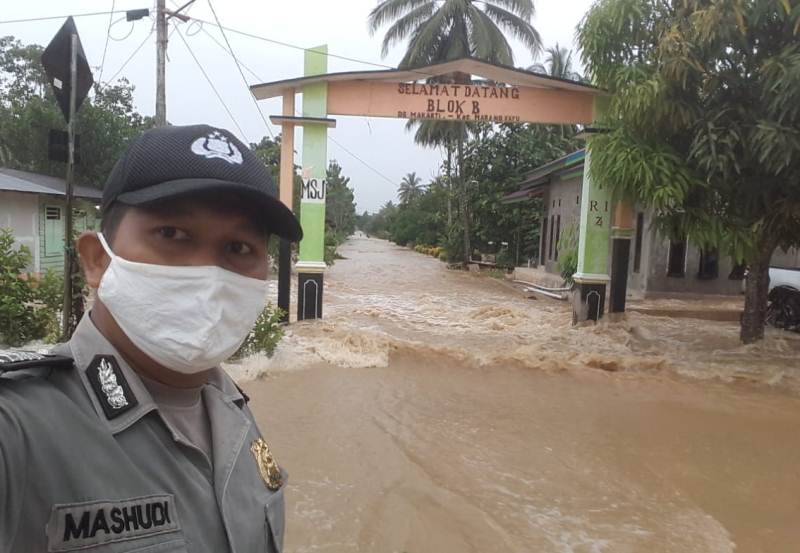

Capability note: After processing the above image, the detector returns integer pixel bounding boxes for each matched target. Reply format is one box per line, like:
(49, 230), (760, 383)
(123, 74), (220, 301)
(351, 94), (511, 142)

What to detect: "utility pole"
(60, 32), (79, 337)
(155, 0), (167, 126)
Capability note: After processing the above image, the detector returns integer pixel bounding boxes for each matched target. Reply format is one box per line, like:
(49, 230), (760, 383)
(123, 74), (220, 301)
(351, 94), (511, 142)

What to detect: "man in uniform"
(0, 124), (302, 553)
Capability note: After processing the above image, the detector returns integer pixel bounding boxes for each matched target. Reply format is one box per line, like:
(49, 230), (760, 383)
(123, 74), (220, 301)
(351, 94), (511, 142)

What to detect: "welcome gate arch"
(250, 47), (624, 324)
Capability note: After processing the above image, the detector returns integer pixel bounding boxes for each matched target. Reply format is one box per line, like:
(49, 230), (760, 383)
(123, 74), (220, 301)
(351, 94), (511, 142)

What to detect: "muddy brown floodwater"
(230, 234), (800, 553)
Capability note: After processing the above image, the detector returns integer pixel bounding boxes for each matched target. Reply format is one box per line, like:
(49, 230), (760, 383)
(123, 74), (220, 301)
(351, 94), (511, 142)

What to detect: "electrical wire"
(189, 19), (399, 185)
(200, 26), (261, 82)
(95, 0), (116, 85)
(0, 10), (125, 25)
(177, 7), (400, 186)
(173, 24), (248, 141)
(328, 136), (397, 186)
(206, 0), (275, 139)
(186, 15), (437, 79)
(109, 17), (137, 41)
(99, 28), (154, 89)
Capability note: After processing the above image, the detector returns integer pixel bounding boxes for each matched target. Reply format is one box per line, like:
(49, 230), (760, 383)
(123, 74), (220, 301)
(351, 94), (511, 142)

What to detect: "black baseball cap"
(102, 124), (302, 242)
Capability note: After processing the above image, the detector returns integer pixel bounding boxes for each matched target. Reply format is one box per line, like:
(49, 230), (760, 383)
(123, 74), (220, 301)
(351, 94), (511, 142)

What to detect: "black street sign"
(48, 130), (81, 164)
(41, 17), (94, 123)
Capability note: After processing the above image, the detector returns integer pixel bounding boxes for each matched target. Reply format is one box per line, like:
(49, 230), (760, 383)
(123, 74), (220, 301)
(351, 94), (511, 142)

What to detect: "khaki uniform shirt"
(0, 315), (286, 553)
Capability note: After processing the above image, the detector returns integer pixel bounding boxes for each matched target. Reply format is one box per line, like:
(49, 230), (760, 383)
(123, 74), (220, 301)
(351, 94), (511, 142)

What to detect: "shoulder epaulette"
(0, 350), (74, 374)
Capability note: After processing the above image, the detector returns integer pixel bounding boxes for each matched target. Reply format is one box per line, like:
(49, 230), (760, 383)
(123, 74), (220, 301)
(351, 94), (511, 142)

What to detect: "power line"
(173, 24), (248, 140)
(100, 27), (154, 88)
(206, 0), (275, 139)
(95, 0), (116, 85)
(328, 136), (397, 186)
(0, 10), (125, 25)
(200, 25), (262, 82)
(186, 15), (437, 78)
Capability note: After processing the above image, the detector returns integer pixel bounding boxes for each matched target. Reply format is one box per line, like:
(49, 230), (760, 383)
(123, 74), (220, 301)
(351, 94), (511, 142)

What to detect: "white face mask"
(96, 233), (268, 374)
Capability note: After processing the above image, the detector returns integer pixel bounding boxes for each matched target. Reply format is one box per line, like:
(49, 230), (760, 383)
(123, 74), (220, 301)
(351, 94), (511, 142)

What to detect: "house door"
(43, 205), (64, 257)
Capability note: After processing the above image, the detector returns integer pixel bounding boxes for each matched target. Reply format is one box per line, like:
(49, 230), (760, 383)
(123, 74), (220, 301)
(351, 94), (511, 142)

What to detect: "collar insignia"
(0, 350), (73, 373)
(190, 131), (243, 165)
(86, 355), (137, 420)
(251, 438), (283, 491)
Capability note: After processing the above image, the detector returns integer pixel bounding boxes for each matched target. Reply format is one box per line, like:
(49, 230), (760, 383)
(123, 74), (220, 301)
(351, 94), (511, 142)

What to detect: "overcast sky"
(3, 0), (594, 213)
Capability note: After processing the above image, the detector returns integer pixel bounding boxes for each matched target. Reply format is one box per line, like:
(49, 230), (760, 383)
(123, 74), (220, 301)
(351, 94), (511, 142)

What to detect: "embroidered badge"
(251, 438), (283, 491)
(46, 494), (180, 552)
(190, 130), (243, 164)
(86, 355), (137, 420)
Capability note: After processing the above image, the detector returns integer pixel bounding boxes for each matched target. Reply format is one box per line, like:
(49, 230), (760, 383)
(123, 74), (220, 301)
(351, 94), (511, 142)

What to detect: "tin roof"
(0, 167), (102, 200)
(501, 149), (586, 204)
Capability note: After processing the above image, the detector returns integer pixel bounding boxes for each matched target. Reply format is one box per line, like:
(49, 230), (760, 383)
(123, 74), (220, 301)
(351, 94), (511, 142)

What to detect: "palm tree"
(528, 43), (582, 81)
(398, 172), (424, 204)
(368, 0), (541, 68)
(369, 0), (541, 263)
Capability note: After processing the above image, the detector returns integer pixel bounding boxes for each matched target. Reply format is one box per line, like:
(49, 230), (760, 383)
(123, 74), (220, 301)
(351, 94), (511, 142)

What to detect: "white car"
(770, 267), (800, 292)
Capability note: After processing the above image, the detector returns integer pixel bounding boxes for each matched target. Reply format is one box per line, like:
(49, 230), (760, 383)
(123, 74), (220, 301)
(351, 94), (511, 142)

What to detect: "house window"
(558, 198), (561, 207)
(45, 206), (62, 220)
(633, 212), (644, 273)
(548, 215), (555, 260)
(554, 215), (561, 261)
(576, 195), (580, 205)
(697, 248), (719, 279)
(667, 238), (687, 277)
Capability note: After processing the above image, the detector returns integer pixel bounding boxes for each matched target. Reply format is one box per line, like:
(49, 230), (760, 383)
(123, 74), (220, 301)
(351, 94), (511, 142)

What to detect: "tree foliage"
(368, 0), (541, 68)
(0, 36), (154, 186)
(359, 124), (581, 265)
(578, 0), (800, 343)
(398, 171), (425, 204)
(326, 160), (357, 241)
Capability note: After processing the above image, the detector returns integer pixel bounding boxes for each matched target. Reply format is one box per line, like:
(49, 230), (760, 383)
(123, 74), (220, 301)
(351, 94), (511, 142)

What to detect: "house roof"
(250, 56), (604, 100)
(0, 167), (102, 201)
(501, 149), (586, 204)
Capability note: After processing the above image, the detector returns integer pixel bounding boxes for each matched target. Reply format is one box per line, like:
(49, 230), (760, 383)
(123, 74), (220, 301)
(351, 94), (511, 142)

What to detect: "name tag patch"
(47, 494), (180, 552)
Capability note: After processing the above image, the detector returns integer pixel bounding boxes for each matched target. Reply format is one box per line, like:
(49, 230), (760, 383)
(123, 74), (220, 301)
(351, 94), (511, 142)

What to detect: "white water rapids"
(232, 234), (800, 553)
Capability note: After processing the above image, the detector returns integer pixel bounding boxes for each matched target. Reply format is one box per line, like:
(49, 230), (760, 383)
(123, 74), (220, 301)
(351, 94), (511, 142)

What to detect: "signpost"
(251, 56), (609, 324)
(42, 17), (93, 339)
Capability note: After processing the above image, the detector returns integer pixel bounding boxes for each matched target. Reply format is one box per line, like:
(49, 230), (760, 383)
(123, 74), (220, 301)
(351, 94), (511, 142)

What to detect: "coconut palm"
(398, 172), (424, 204)
(369, 0), (541, 263)
(368, 0), (541, 68)
(528, 43), (582, 81)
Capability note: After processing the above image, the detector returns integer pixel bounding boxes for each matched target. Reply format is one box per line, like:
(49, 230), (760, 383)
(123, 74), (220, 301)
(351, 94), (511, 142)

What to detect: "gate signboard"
(251, 54), (612, 323)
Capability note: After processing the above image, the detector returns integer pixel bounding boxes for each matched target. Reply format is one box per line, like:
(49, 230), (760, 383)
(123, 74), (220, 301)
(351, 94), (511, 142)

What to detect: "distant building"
(0, 167), (101, 274)
(503, 149), (800, 297)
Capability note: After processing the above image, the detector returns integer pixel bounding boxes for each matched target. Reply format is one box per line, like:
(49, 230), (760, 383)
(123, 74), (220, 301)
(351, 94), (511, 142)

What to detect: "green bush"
(233, 304), (285, 360)
(557, 223), (579, 285)
(495, 248), (515, 268)
(0, 228), (49, 346)
(31, 269), (65, 343)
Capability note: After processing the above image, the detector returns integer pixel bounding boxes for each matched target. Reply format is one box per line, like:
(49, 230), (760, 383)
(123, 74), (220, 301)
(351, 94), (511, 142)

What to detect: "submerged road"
(238, 234), (800, 553)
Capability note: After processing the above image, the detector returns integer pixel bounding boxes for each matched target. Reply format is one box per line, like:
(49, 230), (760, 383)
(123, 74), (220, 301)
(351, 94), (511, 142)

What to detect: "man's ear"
(77, 231), (110, 289)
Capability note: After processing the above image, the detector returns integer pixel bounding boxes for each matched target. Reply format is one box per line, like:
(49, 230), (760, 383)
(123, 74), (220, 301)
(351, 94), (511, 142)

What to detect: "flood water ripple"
(236, 235), (800, 553)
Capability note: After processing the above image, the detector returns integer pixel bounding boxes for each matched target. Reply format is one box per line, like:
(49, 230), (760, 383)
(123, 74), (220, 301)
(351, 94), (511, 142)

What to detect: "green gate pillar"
(572, 143), (613, 323)
(296, 45), (329, 320)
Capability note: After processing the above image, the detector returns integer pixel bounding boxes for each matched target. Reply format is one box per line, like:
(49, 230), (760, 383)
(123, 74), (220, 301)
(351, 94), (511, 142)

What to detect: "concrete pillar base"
(297, 272), (323, 320)
(572, 277), (607, 324)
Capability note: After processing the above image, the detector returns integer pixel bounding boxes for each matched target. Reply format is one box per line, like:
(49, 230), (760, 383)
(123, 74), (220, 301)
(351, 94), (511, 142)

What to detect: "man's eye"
(158, 227), (189, 240)
(227, 241), (253, 255)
